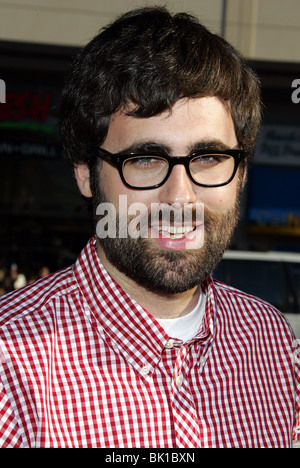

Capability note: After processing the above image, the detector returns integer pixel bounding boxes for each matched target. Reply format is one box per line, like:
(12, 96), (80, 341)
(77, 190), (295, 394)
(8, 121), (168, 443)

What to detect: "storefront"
(245, 61), (300, 252)
(0, 43), (300, 279)
(0, 41), (91, 277)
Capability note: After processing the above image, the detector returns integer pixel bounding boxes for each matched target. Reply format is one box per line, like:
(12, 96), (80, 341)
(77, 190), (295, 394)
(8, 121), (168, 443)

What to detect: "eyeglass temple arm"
(96, 147), (114, 162)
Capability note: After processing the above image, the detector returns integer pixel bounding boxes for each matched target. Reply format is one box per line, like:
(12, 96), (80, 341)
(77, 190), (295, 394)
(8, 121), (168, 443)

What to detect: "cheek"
(100, 164), (126, 204)
(195, 184), (239, 211)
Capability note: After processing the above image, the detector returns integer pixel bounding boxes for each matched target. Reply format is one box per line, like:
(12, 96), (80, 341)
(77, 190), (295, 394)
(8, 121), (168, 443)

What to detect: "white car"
(213, 250), (300, 338)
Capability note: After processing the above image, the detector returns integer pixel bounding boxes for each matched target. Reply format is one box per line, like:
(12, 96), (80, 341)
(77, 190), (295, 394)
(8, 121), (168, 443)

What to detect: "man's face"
(80, 97), (244, 294)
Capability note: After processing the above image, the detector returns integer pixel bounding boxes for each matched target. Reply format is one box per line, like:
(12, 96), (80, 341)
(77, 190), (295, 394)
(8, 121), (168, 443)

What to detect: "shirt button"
(141, 365), (150, 376)
(176, 375), (183, 388)
(165, 339), (174, 349)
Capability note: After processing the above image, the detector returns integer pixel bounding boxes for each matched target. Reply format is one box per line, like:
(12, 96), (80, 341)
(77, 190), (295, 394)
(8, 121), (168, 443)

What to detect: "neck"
(96, 242), (200, 319)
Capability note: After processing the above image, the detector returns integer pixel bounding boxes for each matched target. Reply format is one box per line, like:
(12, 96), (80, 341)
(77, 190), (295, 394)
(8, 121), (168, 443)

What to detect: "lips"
(142, 202), (204, 249)
(148, 223), (204, 251)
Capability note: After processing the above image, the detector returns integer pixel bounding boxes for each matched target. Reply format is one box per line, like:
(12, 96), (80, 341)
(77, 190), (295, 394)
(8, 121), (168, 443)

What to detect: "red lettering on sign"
(0, 91), (52, 122)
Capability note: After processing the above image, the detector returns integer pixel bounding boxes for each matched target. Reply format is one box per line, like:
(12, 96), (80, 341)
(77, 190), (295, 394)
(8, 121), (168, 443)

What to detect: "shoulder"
(212, 278), (295, 338)
(0, 265), (77, 329)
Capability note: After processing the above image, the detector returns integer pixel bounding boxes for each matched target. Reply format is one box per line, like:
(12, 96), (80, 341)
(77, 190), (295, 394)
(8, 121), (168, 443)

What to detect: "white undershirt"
(157, 290), (205, 342)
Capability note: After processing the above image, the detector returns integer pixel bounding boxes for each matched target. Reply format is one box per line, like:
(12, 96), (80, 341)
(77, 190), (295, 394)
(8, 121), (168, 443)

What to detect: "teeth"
(155, 225), (195, 238)
(159, 225), (194, 234)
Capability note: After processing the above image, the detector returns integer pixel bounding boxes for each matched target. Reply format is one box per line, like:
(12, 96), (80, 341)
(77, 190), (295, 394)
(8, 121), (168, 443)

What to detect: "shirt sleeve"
(292, 338), (300, 447)
(0, 375), (23, 448)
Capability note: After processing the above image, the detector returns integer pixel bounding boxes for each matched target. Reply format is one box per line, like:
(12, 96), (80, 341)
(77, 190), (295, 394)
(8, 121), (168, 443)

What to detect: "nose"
(158, 164), (197, 205)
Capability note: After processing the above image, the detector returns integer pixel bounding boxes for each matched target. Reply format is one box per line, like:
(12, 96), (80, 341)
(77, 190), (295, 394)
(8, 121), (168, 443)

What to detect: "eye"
(192, 154), (231, 166)
(130, 157), (159, 167)
(125, 156), (167, 169)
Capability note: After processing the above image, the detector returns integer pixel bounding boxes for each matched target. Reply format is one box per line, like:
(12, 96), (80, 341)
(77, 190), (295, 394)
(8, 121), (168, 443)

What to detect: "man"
(0, 7), (299, 448)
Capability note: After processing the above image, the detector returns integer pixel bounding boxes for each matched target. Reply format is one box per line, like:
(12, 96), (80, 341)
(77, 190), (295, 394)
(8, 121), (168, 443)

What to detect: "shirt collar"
(74, 237), (216, 377)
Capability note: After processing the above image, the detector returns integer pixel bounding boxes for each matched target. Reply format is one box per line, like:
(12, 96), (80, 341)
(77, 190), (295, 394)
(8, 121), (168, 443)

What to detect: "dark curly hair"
(60, 6), (261, 169)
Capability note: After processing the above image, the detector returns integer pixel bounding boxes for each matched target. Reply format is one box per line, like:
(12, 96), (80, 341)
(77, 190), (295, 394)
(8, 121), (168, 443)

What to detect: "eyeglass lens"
(122, 154), (235, 188)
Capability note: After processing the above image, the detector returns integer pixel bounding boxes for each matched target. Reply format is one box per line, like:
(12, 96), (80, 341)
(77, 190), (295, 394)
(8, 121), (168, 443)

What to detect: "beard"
(91, 172), (241, 295)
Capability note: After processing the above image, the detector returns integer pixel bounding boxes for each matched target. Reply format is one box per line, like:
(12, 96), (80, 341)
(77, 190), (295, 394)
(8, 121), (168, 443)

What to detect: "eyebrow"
(187, 140), (234, 154)
(115, 139), (235, 156)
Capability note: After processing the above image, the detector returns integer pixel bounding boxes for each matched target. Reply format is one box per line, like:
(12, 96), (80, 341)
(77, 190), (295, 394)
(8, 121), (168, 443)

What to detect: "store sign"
(0, 80), (85, 218)
(0, 90), (51, 121)
(255, 124), (300, 167)
(0, 140), (61, 158)
(0, 85), (62, 159)
(248, 165), (300, 234)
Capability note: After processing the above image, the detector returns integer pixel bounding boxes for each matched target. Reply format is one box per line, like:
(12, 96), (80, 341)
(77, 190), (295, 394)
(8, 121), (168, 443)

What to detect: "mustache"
(122, 203), (230, 231)
(125, 203), (225, 227)
(122, 203), (205, 227)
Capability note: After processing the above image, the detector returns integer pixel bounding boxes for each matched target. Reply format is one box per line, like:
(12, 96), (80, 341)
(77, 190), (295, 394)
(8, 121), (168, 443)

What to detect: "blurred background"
(0, 0), (299, 301)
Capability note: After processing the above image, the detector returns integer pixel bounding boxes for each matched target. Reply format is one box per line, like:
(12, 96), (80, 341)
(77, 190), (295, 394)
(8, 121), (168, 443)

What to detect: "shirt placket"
(170, 344), (201, 448)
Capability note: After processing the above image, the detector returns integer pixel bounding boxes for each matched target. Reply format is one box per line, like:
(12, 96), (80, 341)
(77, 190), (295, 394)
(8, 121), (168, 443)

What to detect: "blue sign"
(248, 166), (300, 227)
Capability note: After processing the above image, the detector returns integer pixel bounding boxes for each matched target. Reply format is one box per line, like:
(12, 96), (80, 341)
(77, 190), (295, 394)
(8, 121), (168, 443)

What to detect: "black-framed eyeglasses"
(96, 147), (247, 190)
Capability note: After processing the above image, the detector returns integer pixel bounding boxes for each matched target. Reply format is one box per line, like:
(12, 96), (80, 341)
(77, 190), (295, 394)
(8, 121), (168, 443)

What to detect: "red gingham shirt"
(0, 237), (299, 448)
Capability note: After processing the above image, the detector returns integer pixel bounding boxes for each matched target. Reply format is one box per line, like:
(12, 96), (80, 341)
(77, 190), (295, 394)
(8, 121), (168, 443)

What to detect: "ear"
(74, 164), (93, 198)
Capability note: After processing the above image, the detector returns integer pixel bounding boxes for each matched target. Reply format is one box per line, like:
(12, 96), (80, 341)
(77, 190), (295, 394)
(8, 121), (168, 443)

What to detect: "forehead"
(103, 97), (238, 153)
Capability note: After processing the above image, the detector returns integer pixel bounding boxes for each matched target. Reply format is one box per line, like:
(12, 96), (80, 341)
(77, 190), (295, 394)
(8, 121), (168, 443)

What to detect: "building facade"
(0, 0), (299, 279)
